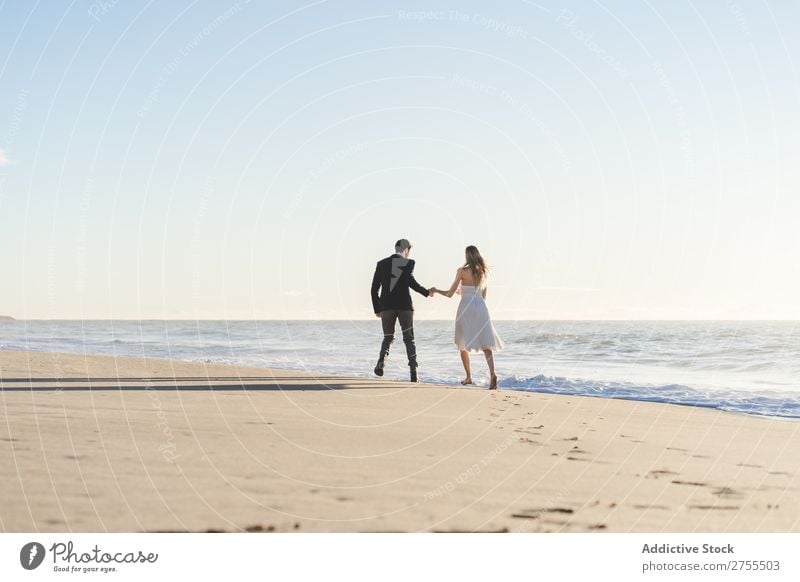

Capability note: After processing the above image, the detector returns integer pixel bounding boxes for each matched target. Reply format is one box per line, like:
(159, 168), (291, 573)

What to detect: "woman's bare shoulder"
(459, 266), (476, 283)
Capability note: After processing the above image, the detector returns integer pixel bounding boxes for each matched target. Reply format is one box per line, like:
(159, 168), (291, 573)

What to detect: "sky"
(0, 0), (798, 320)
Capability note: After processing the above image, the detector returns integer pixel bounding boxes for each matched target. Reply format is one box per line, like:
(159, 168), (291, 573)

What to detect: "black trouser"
(379, 309), (417, 369)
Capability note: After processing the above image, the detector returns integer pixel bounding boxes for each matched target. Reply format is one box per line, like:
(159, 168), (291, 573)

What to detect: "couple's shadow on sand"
(0, 375), (428, 392)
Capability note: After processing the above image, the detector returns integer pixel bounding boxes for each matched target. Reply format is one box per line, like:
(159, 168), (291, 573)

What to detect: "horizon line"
(2, 318), (799, 323)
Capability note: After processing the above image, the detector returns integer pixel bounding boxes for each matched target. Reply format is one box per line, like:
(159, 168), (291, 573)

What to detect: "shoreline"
(3, 344), (798, 423)
(1, 349), (799, 532)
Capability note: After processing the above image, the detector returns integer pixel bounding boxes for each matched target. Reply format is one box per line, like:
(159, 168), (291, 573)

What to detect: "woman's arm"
(435, 268), (462, 298)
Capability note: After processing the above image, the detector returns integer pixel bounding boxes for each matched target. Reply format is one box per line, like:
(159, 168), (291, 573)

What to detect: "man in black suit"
(370, 238), (431, 382)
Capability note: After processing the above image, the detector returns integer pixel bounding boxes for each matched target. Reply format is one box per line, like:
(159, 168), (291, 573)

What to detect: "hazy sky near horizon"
(1, 1), (798, 320)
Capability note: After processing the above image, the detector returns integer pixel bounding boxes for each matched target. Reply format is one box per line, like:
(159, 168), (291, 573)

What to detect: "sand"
(0, 349), (798, 532)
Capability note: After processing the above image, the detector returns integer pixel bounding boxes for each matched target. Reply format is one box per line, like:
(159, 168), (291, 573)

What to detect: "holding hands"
(430, 267), (467, 299)
(428, 286), (460, 297)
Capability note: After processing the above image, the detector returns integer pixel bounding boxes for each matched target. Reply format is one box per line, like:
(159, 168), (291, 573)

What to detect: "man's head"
(395, 238), (412, 258)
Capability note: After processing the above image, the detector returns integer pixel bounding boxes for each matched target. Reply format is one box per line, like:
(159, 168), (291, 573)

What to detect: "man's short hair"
(395, 238), (412, 252)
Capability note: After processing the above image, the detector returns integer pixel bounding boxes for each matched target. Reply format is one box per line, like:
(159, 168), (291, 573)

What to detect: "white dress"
(454, 285), (504, 352)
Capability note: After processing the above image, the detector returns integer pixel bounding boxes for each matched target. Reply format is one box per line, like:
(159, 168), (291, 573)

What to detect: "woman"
(431, 246), (504, 389)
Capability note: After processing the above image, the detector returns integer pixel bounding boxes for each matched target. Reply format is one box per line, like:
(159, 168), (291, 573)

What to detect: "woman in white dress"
(431, 246), (504, 389)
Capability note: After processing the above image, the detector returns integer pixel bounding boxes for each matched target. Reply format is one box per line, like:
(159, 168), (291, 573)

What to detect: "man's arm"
(371, 262), (382, 314)
(407, 260), (430, 297)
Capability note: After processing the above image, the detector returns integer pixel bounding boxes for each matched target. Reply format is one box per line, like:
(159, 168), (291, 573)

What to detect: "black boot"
(409, 368), (419, 383)
(374, 358), (385, 377)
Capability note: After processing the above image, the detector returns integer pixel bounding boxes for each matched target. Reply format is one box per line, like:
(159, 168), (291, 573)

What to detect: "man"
(370, 238), (431, 382)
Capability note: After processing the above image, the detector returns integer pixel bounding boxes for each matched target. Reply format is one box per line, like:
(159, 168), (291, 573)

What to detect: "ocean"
(1, 320), (798, 420)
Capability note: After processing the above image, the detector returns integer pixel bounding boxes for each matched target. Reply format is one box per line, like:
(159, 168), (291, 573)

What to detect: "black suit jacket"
(371, 253), (429, 314)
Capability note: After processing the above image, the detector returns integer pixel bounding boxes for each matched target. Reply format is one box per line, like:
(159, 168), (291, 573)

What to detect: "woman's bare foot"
(489, 374), (498, 390)
(461, 377), (473, 385)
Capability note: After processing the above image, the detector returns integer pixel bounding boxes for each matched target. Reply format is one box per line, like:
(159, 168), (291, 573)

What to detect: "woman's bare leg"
(484, 349), (497, 389)
(460, 350), (472, 384)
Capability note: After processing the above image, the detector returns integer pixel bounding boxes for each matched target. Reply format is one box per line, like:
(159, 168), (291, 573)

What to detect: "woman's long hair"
(463, 245), (489, 287)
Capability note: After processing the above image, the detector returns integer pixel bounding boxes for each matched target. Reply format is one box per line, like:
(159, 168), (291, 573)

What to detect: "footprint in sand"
(433, 527), (510, 533)
(646, 469), (678, 479)
(514, 429), (542, 436)
(518, 437), (541, 444)
(511, 507), (574, 519)
(689, 505), (740, 511)
(712, 487), (742, 499)
(566, 456), (608, 463)
(245, 524), (276, 532)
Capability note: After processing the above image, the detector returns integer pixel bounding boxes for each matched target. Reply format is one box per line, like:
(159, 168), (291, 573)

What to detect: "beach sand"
(1, 349), (798, 532)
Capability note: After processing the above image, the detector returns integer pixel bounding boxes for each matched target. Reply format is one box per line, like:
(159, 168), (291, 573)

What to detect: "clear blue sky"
(1, 1), (798, 319)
